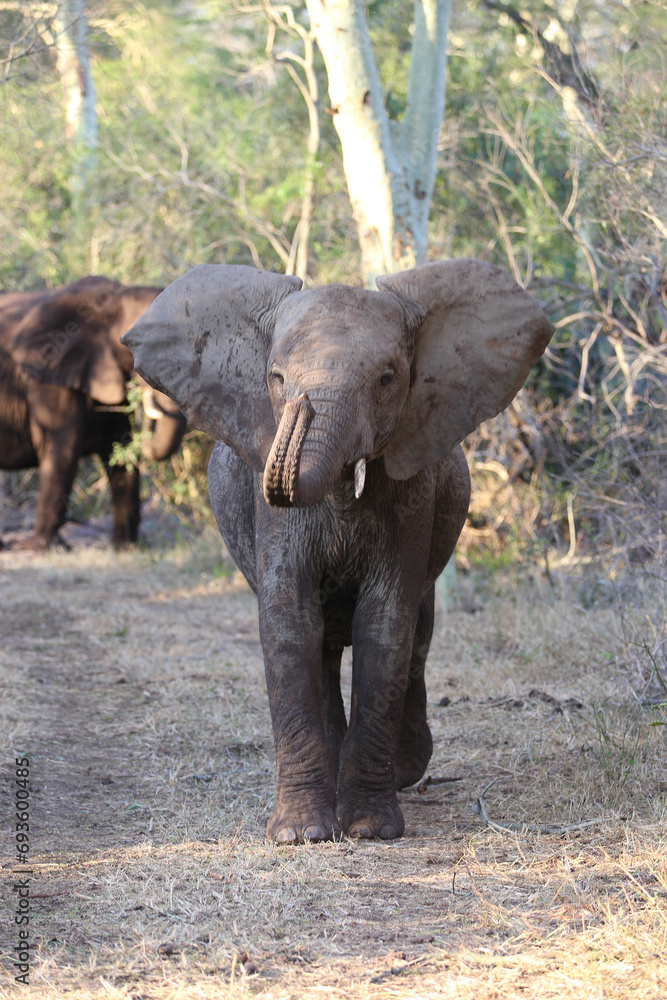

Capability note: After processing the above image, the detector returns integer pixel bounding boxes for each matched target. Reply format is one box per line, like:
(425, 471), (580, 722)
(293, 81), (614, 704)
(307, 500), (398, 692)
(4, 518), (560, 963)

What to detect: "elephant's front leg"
(30, 443), (79, 549)
(26, 388), (86, 549)
(106, 463), (141, 548)
(96, 414), (141, 549)
(259, 594), (339, 844)
(336, 594), (420, 840)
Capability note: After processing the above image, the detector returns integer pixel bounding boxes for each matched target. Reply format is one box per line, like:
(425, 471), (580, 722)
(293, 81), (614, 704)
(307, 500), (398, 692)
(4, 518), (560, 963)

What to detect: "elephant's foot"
(112, 536), (134, 552)
(111, 524), (139, 550)
(394, 720), (433, 790)
(12, 532), (69, 552)
(337, 790), (405, 840)
(266, 803), (340, 845)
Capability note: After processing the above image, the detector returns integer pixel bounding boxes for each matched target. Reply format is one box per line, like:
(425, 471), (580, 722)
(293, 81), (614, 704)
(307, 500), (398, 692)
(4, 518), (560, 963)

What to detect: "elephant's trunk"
(263, 393), (357, 508)
(263, 394), (315, 506)
(141, 422), (183, 462)
(140, 388), (187, 462)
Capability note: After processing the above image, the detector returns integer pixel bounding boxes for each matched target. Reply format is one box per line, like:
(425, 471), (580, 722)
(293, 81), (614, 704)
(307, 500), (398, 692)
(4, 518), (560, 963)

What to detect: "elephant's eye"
(378, 371), (394, 389)
(270, 370), (284, 385)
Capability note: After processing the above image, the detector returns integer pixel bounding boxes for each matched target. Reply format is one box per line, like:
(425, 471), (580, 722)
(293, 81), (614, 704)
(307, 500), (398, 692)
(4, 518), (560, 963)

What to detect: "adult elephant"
(0, 276), (186, 550)
(124, 260), (553, 842)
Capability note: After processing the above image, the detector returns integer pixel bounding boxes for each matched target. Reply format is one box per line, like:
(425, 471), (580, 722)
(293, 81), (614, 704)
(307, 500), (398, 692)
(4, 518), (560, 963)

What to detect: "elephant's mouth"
(263, 393), (315, 507)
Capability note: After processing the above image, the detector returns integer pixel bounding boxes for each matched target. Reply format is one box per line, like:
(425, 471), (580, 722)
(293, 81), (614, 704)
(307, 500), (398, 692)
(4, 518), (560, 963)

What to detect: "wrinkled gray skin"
(123, 259), (553, 842)
(0, 276), (186, 550)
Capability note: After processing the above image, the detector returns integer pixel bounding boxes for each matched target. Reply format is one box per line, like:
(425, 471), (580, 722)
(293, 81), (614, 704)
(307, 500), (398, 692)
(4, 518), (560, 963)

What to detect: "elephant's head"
(121, 261), (553, 504)
(9, 276), (187, 461)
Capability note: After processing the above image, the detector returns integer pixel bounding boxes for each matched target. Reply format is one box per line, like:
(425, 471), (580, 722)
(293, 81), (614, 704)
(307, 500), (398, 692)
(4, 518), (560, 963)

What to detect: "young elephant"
(123, 260), (553, 843)
(0, 277), (187, 549)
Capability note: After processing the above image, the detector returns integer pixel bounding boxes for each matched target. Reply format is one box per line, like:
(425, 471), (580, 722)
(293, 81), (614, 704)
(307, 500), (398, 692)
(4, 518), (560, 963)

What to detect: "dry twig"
(471, 779), (610, 836)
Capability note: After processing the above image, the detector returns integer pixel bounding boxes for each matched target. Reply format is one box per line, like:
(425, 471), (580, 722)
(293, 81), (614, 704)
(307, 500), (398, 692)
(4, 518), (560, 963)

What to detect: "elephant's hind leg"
(394, 586), (434, 790)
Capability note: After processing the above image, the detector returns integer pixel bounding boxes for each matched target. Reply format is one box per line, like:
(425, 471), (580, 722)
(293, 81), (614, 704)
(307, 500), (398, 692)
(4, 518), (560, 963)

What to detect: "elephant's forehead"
(273, 285), (406, 354)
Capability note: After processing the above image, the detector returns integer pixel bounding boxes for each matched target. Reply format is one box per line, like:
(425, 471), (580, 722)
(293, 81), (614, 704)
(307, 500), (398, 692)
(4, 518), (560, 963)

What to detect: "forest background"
(0, 0), (665, 572)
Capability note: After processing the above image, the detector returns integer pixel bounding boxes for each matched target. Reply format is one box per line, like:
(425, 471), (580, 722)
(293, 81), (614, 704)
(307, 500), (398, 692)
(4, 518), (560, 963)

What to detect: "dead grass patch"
(0, 533), (665, 998)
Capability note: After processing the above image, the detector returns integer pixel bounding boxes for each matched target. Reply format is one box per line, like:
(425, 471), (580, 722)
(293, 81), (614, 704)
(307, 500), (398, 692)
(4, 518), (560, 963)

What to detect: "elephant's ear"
(121, 264), (303, 472)
(377, 259), (554, 480)
(10, 278), (129, 405)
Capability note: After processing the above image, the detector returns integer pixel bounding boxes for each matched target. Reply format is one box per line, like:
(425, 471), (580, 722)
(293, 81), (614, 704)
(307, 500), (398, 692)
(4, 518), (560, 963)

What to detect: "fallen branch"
(471, 779), (610, 835)
(416, 775), (463, 792)
(27, 890), (71, 899)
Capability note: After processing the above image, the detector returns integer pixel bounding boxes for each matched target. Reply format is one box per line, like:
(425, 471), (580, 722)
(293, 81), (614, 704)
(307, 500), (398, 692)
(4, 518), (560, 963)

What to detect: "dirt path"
(1, 533), (665, 998)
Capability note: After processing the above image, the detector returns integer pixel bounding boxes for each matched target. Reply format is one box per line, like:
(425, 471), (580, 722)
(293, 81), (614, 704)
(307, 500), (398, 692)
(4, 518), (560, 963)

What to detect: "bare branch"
(472, 779), (611, 836)
(104, 133), (294, 270)
(0, 0), (59, 82)
(577, 323), (602, 403)
(261, 0), (320, 282)
(481, 106), (602, 298)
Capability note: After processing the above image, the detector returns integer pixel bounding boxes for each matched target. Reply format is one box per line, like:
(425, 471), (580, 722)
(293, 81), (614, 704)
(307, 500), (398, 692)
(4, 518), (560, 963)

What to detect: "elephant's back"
(0, 291), (48, 347)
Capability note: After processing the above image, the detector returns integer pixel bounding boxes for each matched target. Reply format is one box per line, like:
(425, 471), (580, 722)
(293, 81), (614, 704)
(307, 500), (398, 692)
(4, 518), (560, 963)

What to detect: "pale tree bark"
(54, 0), (97, 218)
(305, 0), (452, 288)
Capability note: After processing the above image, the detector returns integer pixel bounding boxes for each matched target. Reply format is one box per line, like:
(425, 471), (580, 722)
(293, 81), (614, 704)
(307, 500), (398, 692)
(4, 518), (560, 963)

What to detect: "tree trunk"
(54, 0), (97, 220)
(305, 0), (452, 288)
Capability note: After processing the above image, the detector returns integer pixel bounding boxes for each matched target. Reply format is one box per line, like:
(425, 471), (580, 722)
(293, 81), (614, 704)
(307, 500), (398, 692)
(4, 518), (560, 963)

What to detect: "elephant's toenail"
(275, 827), (297, 844)
(303, 825), (327, 841)
(351, 824), (373, 839)
(379, 824), (398, 839)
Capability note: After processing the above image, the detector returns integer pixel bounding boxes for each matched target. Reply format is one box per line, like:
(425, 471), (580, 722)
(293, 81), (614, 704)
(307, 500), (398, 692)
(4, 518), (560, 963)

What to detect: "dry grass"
(0, 528), (665, 998)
